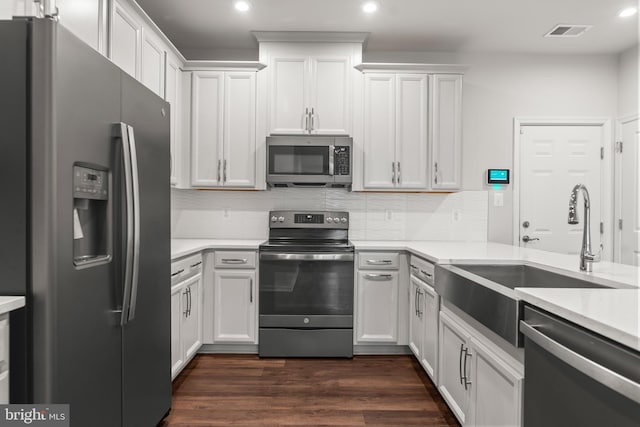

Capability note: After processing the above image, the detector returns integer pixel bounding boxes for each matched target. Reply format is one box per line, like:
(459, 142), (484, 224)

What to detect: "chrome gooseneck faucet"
(568, 184), (600, 272)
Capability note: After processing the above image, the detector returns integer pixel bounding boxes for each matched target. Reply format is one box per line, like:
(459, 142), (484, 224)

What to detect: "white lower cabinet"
(0, 313), (9, 404)
(213, 270), (257, 343)
(438, 309), (523, 427)
(170, 274), (203, 379)
(356, 271), (399, 343)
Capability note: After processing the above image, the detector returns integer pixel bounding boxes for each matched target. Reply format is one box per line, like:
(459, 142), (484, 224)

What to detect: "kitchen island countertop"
(0, 296), (25, 315)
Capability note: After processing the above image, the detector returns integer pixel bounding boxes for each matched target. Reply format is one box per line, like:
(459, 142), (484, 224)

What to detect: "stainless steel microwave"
(266, 136), (352, 188)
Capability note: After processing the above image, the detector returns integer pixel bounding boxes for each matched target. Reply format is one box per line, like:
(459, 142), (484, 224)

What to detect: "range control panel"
(73, 165), (108, 200)
(269, 211), (349, 229)
(334, 146), (350, 176)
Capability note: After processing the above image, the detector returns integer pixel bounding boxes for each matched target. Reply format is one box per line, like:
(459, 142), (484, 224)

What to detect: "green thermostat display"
(487, 169), (510, 184)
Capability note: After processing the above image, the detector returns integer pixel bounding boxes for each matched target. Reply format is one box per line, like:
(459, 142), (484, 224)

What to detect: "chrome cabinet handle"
(420, 269), (433, 278)
(249, 278), (253, 303)
(223, 159), (227, 183)
(171, 269), (185, 277)
(221, 258), (248, 264)
(304, 108), (309, 132)
(310, 107), (315, 131)
(188, 286), (192, 317)
(217, 159), (221, 182)
(520, 321), (640, 404)
(397, 162), (401, 184)
(183, 289), (189, 317)
(366, 259), (393, 265)
(522, 235), (540, 243)
(463, 349), (473, 389)
(459, 343), (465, 385)
(190, 261), (202, 268)
(434, 162), (439, 184)
(392, 162), (396, 184)
(414, 287), (419, 316)
(364, 273), (393, 281)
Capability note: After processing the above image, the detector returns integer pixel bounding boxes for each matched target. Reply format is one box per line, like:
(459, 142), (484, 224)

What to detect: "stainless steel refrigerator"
(0, 18), (171, 426)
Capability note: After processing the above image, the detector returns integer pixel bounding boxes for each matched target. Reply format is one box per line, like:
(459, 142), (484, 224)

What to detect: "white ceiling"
(136, 0), (639, 59)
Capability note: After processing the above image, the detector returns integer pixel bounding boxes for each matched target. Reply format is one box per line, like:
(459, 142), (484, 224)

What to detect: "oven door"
(259, 252), (354, 329)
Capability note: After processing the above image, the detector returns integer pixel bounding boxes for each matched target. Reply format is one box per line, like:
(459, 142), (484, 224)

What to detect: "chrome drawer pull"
(171, 269), (184, 277)
(222, 258), (248, 264)
(366, 259), (393, 265)
(364, 273), (393, 281)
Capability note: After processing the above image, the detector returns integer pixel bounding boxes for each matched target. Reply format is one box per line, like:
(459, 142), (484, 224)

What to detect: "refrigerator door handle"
(126, 124), (141, 323)
(114, 123), (135, 326)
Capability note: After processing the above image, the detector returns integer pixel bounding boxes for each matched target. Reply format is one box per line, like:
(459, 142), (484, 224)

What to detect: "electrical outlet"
(385, 210), (393, 221)
(452, 209), (462, 222)
(493, 192), (504, 207)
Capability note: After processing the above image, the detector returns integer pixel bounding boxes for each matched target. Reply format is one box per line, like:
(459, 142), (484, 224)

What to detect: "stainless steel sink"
(435, 263), (613, 347)
(453, 264), (611, 290)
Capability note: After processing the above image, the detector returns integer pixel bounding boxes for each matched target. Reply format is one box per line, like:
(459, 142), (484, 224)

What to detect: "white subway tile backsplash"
(171, 188), (488, 242)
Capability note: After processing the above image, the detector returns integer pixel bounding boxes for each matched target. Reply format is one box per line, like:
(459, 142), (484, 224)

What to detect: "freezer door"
(120, 72), (171, 427)
(30, 20), (123, 425)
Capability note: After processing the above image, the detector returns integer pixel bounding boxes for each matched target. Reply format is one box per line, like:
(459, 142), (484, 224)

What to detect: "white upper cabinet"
(260, 41), (361, 136)
(110, 0), (141, 79)
(363, 73), (428, 190)
(141, 30), (165, 97)
(357, 64), (465, 192)
(191, 69), (257, 188)
(56, 0), (107, 53)
(431, 74), (463, 190)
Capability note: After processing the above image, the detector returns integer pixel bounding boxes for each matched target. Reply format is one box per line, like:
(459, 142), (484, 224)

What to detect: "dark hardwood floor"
(160, 354), (459, 426)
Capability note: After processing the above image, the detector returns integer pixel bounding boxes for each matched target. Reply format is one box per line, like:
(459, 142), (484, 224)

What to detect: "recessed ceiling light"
(234, 1), (251, 12)
(618, 7), (638, 18)
(362, 1), (379, 14)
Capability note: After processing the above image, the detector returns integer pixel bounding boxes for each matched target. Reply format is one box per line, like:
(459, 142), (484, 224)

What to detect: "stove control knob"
(326, 217), (333, 223)
(341, 217), (347, 223)
(333, 217), (340, 223)
(278, 216), (285, 223)
(271, 216), (278, 222)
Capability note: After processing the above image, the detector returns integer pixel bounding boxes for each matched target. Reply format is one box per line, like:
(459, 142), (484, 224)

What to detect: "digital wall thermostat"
(487, 169), (510, 184)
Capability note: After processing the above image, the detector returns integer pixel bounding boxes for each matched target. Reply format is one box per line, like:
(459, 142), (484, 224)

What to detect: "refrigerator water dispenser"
(73, 165), (111, 267)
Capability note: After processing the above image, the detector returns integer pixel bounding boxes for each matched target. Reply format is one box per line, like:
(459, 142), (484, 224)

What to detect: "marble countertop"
(0, 296), (25, 315)
(171, 238), (640, 349)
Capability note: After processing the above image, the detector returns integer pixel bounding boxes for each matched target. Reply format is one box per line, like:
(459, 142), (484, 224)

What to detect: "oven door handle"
(520, 321), (640, 405)
(259, 253), (354, 262)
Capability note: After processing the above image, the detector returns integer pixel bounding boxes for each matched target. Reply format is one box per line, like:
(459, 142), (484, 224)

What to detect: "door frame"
(614, 114), (639, 262)
(512, 117), (613, 260)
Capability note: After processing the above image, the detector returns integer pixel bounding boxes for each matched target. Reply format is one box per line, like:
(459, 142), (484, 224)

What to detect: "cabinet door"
(141, 30), (165, 97)
(165, 54), (181, 186)
(408, 278), (423, 358)
(57, 0), (106, 53)
(223, 72), (256, 187)
(470, 337), (523, 427)
(191, 71), (224, 187)
(182, 277), (203, 361)
(269, 56), (309, 134)
(438, 311), (470, 425)
(213, 270), (256, 343)
(110, 0), (141, 79)
(363, 74), (396, 189)
(420, 282), (439, 380)
(309, 56), (350, 135)
(431, 74), (463, 190)
(170, 285), (185, 379)
(396, 74), (428, 189)
(356, 271), (399, 342)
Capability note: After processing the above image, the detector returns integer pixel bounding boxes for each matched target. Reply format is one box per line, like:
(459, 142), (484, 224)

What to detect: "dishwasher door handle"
(520, 321), (640, 405)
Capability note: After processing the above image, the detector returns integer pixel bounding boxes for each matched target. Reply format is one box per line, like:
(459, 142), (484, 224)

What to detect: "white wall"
(617, 45), (639, 118)
(171, 188), (488, 241)
(364, 51), (619, 244)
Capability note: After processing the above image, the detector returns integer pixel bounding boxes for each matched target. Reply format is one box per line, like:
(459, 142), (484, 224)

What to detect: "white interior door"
(618, 119), (640, 265)
(519, 125), (603, 254)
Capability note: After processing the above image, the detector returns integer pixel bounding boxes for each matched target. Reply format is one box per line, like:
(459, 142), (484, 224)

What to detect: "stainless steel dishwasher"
(520, 306), (640, 427)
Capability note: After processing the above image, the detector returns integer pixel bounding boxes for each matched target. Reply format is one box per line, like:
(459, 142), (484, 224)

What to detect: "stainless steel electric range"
(258, 210), (354, 358)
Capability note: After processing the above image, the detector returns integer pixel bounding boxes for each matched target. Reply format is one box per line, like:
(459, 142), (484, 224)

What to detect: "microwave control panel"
(334, 146), (350, 176)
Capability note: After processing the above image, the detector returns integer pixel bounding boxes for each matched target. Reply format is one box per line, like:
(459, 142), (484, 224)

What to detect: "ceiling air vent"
(544, 24), (593, 38)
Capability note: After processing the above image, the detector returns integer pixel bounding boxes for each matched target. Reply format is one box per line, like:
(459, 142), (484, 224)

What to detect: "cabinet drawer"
(215, 251), (256, 268)
(358, 252), (399, 270)
(410, 255), (435, 285)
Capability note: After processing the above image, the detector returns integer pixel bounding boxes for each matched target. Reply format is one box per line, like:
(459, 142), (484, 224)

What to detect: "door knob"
(522, 235), (540, 243)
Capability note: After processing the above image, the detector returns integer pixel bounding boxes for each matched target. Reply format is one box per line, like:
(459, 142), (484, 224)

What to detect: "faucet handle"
(584, 243), (603, 263)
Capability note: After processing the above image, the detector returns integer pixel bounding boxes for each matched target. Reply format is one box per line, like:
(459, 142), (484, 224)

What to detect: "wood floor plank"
(160, 354), (459, 427)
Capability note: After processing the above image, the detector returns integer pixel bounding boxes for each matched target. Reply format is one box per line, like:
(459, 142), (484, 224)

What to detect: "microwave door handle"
(328, 145), (335, 176)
